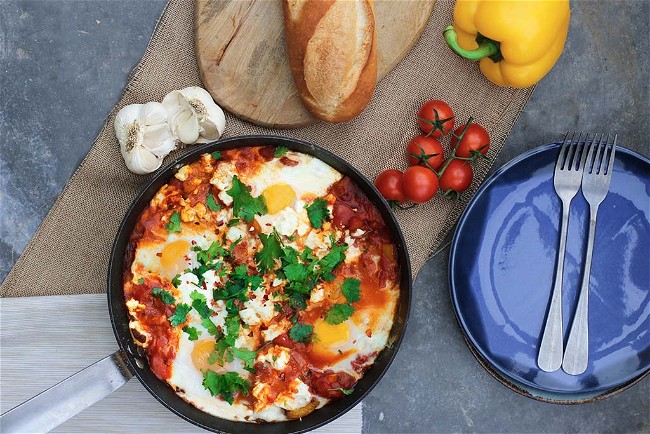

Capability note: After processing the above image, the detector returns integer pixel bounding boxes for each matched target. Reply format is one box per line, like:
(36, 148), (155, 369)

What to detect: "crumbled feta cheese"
(239, 307), (261, 325)
(257, 345), (291, 370)
(310, 286), (325, 303)
(304, 230), (331, 251)
(352, 228), (365, 237)
(218, 190), (233, 206)
(202, 269), (221, 288)
(272, 278), (284, 287)
(262, 321), (290, 342)
(276, 379), (312, 410)
(226, 226), (246, 242)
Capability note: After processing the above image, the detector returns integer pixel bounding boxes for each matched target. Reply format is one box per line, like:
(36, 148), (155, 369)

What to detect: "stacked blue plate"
(449, 143), (650, 402)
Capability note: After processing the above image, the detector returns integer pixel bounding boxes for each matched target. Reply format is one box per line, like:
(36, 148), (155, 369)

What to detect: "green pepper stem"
(443, 26), (501, 61)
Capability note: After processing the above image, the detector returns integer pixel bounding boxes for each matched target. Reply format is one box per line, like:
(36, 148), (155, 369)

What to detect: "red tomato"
(439, 159), (473, 193)
(374, 169), (407, 202)
(451, 123), (490, 158)
(417, 100), (455, 138)
(406, 135), (444, 170)
(402, 166), (438, 203)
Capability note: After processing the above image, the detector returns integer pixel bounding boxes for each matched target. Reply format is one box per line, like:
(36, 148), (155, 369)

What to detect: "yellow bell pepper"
(443, 0), (570, 88)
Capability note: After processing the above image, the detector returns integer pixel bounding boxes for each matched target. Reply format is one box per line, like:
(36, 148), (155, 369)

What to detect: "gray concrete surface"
(1, 0), (648, 433)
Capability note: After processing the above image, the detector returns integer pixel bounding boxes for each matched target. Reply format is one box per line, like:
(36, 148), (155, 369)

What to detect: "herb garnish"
(289, 323), (313, 343)
(255, 230), (282, 272)
(226, 176), (267, 223)
(206, 193), (221, 211)
(211, 151), (222, 160)
(151, 286), (175, 304)
(305, 198), (330, 229)
(325, 304), (354, 325)
(274, 146), (289, 158)
(165, 211), (181, 233)
(183, 326), (201, 341)
(168, 303), (191, 326)
(202, 371), (250, 405)
(341, 277), (361, 303)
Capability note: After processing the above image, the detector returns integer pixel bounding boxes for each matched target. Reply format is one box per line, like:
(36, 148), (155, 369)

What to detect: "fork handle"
(562, 205), (598, 375)
(538, 199), (571, 372)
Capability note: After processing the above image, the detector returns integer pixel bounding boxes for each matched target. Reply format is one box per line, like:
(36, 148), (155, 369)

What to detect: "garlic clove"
(175, 110), (201, 145)
(162, 86), (226, 145)
(142, 123), (177, 156)
(114, 104), (144, 147)
(121, 140), (163, 175)
(139, 101), (168, 127)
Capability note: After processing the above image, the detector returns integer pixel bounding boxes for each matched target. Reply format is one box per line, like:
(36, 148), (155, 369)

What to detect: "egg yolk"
(312, 318), (350, 355)
(160, 239), (191, 279)
(262, 183), (296, 214)
(191, 339), (227, 373)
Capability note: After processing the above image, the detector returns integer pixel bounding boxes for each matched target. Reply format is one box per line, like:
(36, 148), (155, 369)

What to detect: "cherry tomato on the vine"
(439, 159), (473, 193)
(417, 100), (455, 138)
(406, 135), (444, 170)
(451, 123), (490, 158)
(402, 166), (438, 203)
(375, 169), (407, 202)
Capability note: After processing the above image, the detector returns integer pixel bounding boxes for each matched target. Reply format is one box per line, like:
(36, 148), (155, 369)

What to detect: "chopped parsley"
(255, 230), (282, 272)
(227, 218), (240, 227)
(202, 317), (219, 336)
(165, 211), (181, 233)
(289, 323), (313, 343)
(168, 303), (191, 326)
(274, 146), (289, 158)
(137, 278), (144, 284)
(171, 274), (182, 287)
(325, 304), (354, 325)
(305, 198), (330, 229)
(193, 241), (227, 265)
(202, 370), (250, 405)
(206, 193), (221, 212)
(182, 326), (201, 341)
(318, 242), (348, 281)
(332, 387), (354, 395)
(211, 151), (222, 160)
(190, 290), (214, 319)
(232, 347), (257, 373)
(151, 286), (175, 305)
(226, 176), (267, 223)
(341, 277), (361, 303)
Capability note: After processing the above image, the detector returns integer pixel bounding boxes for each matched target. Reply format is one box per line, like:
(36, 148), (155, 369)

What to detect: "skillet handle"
(0, 350), (133, 433)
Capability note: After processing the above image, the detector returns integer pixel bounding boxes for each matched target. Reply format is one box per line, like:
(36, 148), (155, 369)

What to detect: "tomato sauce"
(124, 276), (179, 380)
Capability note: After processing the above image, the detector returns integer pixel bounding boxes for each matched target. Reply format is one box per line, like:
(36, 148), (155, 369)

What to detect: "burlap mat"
(1, 0), (534, 297)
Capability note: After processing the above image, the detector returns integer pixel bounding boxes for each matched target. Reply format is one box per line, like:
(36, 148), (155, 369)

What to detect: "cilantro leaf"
(325, 304), (354, 325)
(233, 348), (257, 373)
(190, 290), (214, 319)
(151, 286), (175, 304)
(202, 371), (250, 405)
(227, 218), (240, 227)
(206, 194), (221, 212)
(331, 387), (355, 395)
(306, 198), (330, 229)
(319, 243), (348, 277)
(284, 263), (308, 282)
(202, 317), (220, 336)
(137, 278), (144, 284)
(193, 241), (227, 265)
(226, 176), (267, 223)
(255, 230), (282, 272)
(211, 151), (222, 160)
(274, 146), (289, 158)
(171, 274), (182, 287)
(289, 323), (313, 343)
(165, 211), (181, 233)
(341, 278), (361, 303)
(183, 326), (201, 341)
(168, 303), (191, 326)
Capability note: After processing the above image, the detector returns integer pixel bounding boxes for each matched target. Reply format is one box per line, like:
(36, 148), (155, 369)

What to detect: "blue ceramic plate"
(450, 143), (650, 395)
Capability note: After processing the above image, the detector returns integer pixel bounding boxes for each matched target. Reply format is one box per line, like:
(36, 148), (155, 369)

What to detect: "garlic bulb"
(162, 87), (226, 145)
(114, 102), (177, 174)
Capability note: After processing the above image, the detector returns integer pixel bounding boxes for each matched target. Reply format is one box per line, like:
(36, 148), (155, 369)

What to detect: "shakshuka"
(123, 146), (400, 422)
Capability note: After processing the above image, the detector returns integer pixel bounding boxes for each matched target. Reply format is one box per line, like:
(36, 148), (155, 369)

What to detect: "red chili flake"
(156, 252), (162, 257)
(191, 240), (197, 245)
(365, 329), (372, 338)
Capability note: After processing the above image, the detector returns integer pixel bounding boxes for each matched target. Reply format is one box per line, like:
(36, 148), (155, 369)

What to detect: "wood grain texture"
(0, 294), (362, 433)
(195, 0), (436, 128)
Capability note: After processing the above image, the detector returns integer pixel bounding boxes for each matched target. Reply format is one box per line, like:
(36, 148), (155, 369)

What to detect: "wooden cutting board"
(195, 0), (436, 129)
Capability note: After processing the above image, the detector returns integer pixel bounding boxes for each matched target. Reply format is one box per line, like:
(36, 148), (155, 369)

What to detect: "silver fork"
(562, 134), (617, 375)
(538, 132), (590, 372)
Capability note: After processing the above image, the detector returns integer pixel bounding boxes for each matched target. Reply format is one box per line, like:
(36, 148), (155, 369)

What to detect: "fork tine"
(565, 131), (582, 170)
(605, 134), (617, 177)
(584, 133), (600, 174)
(556, 131), (573, 171)
(594, 134), (608, 174)
(578, 133), (595, 171)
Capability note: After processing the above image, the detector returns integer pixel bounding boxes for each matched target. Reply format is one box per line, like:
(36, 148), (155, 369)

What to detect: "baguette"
(282, 0), (377, 123)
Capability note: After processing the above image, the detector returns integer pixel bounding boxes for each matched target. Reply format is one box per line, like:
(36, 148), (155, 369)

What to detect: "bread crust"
(283, 0), (377, 123)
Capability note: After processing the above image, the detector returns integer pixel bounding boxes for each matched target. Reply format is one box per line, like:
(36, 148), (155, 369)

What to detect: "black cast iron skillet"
(1, 135), (411, 433)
